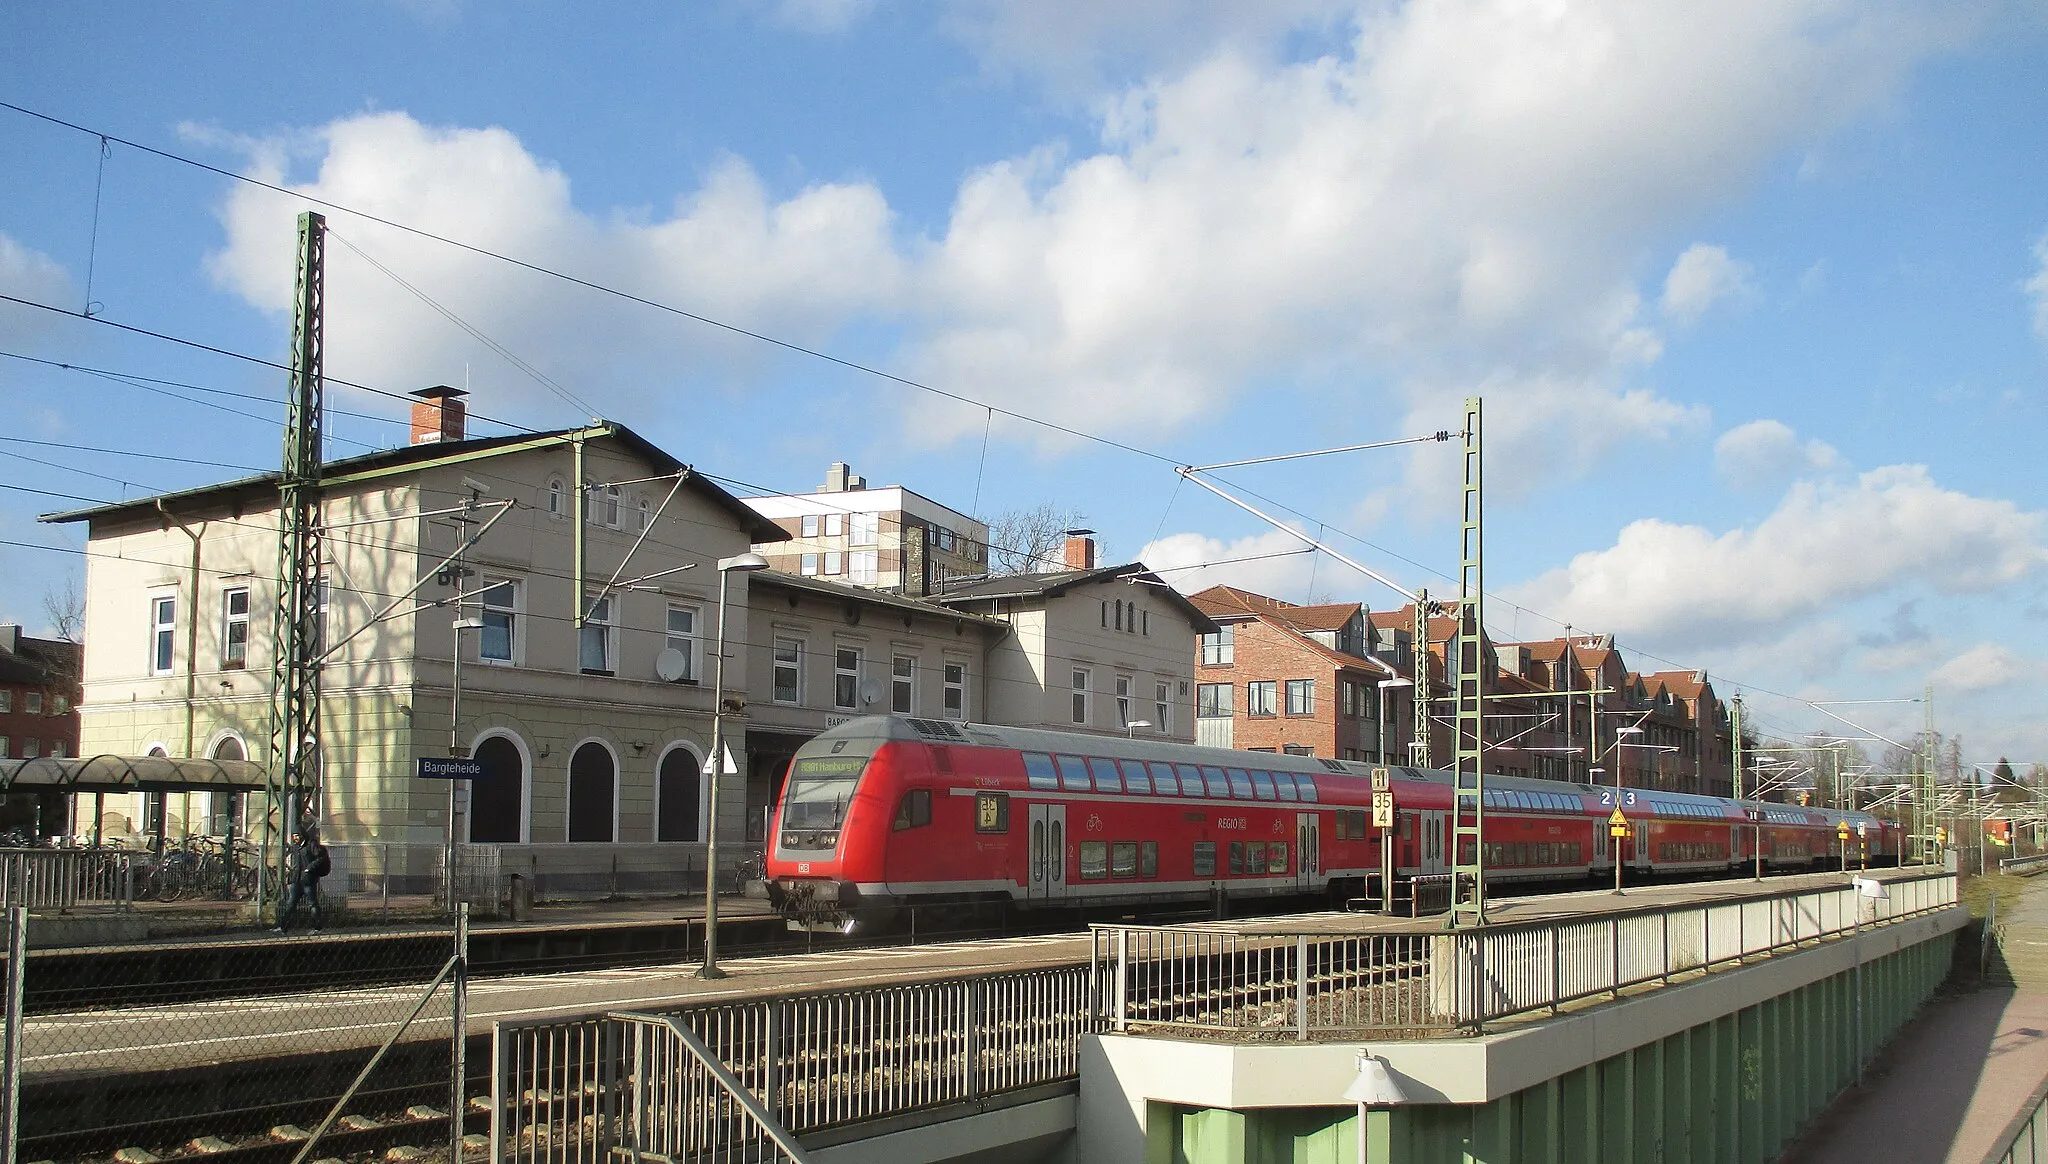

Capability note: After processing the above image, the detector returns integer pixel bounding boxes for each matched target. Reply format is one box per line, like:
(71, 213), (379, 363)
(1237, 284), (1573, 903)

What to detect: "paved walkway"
(1784, 877), (2048, 1164)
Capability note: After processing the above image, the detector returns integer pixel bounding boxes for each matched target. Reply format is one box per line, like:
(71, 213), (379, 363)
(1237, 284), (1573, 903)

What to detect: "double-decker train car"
(765, 716), (1900, 933)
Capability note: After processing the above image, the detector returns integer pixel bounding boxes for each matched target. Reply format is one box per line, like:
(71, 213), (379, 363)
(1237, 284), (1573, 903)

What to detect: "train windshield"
(783, 755), (868, 830)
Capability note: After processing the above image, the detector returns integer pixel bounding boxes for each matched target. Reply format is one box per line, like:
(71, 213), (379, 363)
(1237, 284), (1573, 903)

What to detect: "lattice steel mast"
(1448, 397), (1488, 927)
(266, 211), (326, 913)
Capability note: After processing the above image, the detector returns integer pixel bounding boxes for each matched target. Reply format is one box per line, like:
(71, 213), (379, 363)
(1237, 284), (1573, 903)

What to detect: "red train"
(764, 716), (1900, 933)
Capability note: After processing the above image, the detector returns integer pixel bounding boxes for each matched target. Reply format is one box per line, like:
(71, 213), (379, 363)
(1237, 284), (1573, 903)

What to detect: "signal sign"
(1372, 790), (1395, 829)
(1608, 806), (1629, 838)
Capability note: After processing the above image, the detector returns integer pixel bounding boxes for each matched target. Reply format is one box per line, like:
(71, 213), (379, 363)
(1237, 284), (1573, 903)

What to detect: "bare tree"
(987, 504), (1092, 575)
(40, 576), (83, 643)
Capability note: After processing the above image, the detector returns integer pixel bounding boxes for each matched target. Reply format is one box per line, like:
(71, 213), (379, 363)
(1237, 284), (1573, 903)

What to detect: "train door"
(1028, 803), (1068, 901)
(1296, 812), (1319, 892)
(1419, 810), (1450, 876)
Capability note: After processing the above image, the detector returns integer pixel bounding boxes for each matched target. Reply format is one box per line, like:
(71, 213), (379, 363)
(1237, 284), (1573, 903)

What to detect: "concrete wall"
(1079, 908), (1963, 1162)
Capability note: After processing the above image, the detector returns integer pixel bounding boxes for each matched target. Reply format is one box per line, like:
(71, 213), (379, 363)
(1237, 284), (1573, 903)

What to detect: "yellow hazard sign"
(1607, 807), (1627, 826)
(1837, 821), (1850, 838)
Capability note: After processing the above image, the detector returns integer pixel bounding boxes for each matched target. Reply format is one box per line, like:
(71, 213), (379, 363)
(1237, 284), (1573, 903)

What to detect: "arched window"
(638, 498), (651, 532)
(209, 736), (246, 836)
(657, 746), (701, 842)
(470, 734), (525, 843)
(567, 741), (616, 842)
(546, 477), (566, 517)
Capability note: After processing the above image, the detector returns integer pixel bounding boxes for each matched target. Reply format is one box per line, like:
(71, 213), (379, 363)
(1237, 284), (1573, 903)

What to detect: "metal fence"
(1991, 1072), (2048, 1164)
(492, 964), (1091, 1163)
(1093, 872), (1959, 1038)
(2001, 852), (2048, 876)
(0, 849), (137, 911)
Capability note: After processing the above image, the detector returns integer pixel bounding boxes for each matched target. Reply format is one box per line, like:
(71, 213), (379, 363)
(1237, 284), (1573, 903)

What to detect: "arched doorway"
(567, 741), (616, 843)
(656, 745), (701, 842)
(209, 736), (246, 836)
(469, 734), (526, 843)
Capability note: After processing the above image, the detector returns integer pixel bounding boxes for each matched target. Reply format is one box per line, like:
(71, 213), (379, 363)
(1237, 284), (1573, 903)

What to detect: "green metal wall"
(1151, 933), (1954, 1164)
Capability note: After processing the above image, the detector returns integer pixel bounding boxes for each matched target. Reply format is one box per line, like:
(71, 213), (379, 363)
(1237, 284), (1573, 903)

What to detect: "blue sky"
(2, 1), (2045, 770)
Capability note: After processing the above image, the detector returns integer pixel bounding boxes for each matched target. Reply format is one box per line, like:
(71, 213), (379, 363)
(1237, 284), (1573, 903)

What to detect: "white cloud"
(2027, 228), (2048, 340)
(1713, 419), (1841, 483)
(205, 112), (903, 421)
(1929, 642), (2034, 693)
(905, 1), (1976, 451)
(0, 232), (75, 346)
(1661, 243), (1757, 324)
(1139, 528), (1334, 601)
(1506, 464), (2046, 646)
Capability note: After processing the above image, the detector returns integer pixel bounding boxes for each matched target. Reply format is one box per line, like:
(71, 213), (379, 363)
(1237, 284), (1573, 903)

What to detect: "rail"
(1092, 871), (1959, 1037)
(612, 1012), (811, 1164)
(1987, 1069), (2048, 1164)
(491, 964), (1089, 1162)
(0, 848), (136, 911)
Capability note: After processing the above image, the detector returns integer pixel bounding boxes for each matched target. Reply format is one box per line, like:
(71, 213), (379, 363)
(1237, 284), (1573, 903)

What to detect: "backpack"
(310, 842), (332, 878)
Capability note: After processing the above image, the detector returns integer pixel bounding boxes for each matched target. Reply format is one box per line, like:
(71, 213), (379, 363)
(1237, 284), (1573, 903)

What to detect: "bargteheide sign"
(416, 756), (485, 780)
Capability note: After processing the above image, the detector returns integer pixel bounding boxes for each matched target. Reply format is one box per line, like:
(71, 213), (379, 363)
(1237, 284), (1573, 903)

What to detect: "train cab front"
(765, 718), (903, 934)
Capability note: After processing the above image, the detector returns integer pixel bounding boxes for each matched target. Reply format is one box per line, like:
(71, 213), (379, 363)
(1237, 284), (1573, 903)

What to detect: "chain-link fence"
(1, 896), (477, 1164)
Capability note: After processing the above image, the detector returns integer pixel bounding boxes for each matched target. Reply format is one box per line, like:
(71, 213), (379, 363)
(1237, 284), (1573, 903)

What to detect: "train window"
(975, 792), (1010, 834)
(1056, 754), (1092, 791)
(1079, 841), (1108, 880)
(1399, 814), (1412, 839)
(1193, 841), (1216, 877)
(1346, 809), (1370, 840)
(1226, 768), (1254, 798)
(1177, 764), (1206, 798)
(1023, 752), (1059, 790)
(1111, 841), (1138, 878)
(1202, 766), (1230, 797)
(1248, 770), (1276, 800)
(1246, 842), (1267, 874)
(893, 788), (932, 831)
(1271, 772), (1298, 802)
(1120, 759), (1153, 794)
(1088, 757), (1123, 793)
(1229, 841), (1246, 875)
(1269, 841), (1288, 874)
(1147, 761), (1178, 794)
(1140, 841), (1158, 878)
(1295, 774), (1320, 802)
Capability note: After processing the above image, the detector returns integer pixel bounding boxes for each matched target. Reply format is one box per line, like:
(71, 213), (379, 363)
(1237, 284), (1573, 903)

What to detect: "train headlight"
(823, 832), (839, 849)
(783, 832), (803, 848)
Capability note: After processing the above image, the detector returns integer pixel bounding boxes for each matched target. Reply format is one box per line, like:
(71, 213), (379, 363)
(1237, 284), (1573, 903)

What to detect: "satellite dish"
(655, 648), (689, 683)
(859, 679), (882, 707)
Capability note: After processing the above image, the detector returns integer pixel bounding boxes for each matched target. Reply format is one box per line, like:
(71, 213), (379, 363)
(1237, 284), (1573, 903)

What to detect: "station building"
(41, 391), (1213, 894)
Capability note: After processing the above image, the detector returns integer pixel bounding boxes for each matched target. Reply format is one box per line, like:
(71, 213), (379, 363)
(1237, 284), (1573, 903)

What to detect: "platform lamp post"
(1612, 726), (1643, 785)
(1343, 1052), (1409, 1162)
(1377, 678), (1412, 765)
(701, 551), (769, 981)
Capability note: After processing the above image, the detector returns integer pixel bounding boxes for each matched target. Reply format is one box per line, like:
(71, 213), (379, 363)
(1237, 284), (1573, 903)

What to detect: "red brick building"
(1190, 587), (1405, 763)
(0, 624), (82, 839)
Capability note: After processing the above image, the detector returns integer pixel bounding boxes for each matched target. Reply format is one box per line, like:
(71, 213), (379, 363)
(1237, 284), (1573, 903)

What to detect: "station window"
(892, 788), (932, 831)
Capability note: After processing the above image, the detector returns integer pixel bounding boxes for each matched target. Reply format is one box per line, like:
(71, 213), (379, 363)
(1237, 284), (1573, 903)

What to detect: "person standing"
(274, 826), (330, 933)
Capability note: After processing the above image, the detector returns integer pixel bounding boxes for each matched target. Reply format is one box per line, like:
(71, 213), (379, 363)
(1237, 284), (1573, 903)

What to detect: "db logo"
(797, 863), (811, 874)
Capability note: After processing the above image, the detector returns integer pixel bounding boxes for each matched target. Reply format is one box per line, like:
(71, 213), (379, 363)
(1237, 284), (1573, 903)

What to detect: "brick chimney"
(1062, 530), (1096, 570)
(410, 385), (468, 445)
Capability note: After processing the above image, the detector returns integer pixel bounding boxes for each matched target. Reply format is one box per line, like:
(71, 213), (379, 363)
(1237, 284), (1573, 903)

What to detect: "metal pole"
(1, 903), (25, 1164)
(450, 902), (468, 1164)
(447, 611), (462, 917)
(701, 566), (731, 981)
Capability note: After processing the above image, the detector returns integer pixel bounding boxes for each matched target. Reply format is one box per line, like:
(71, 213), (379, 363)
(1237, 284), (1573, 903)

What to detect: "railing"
(492, 964), (1090, 1162)
(612, 1012), (811, 1163)
(2000, 853), (2048, 876)
(0, 848), (136, 910)
(1989, 1071), (2048, 1164)
(1093, 872), (1959, 1037)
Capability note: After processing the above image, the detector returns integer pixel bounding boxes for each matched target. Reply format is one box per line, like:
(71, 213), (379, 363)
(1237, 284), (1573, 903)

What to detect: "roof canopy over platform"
(0, 755), (268, 794)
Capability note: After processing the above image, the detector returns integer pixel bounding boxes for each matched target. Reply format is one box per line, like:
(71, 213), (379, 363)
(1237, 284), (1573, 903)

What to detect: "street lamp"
(446, 614), (484, 914)
(1376, 678), (1413, 765)
(1342, 1051), (1409, 1162)
(1588, 766), (1604, 787)
(1613, 726), (1643, 786)
(1125, 719), (1152, 739)
(701, 551), (770, 981)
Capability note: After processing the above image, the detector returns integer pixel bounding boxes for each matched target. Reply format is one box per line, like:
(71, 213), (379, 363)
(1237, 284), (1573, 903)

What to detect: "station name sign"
(417, 756), (485, 780)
